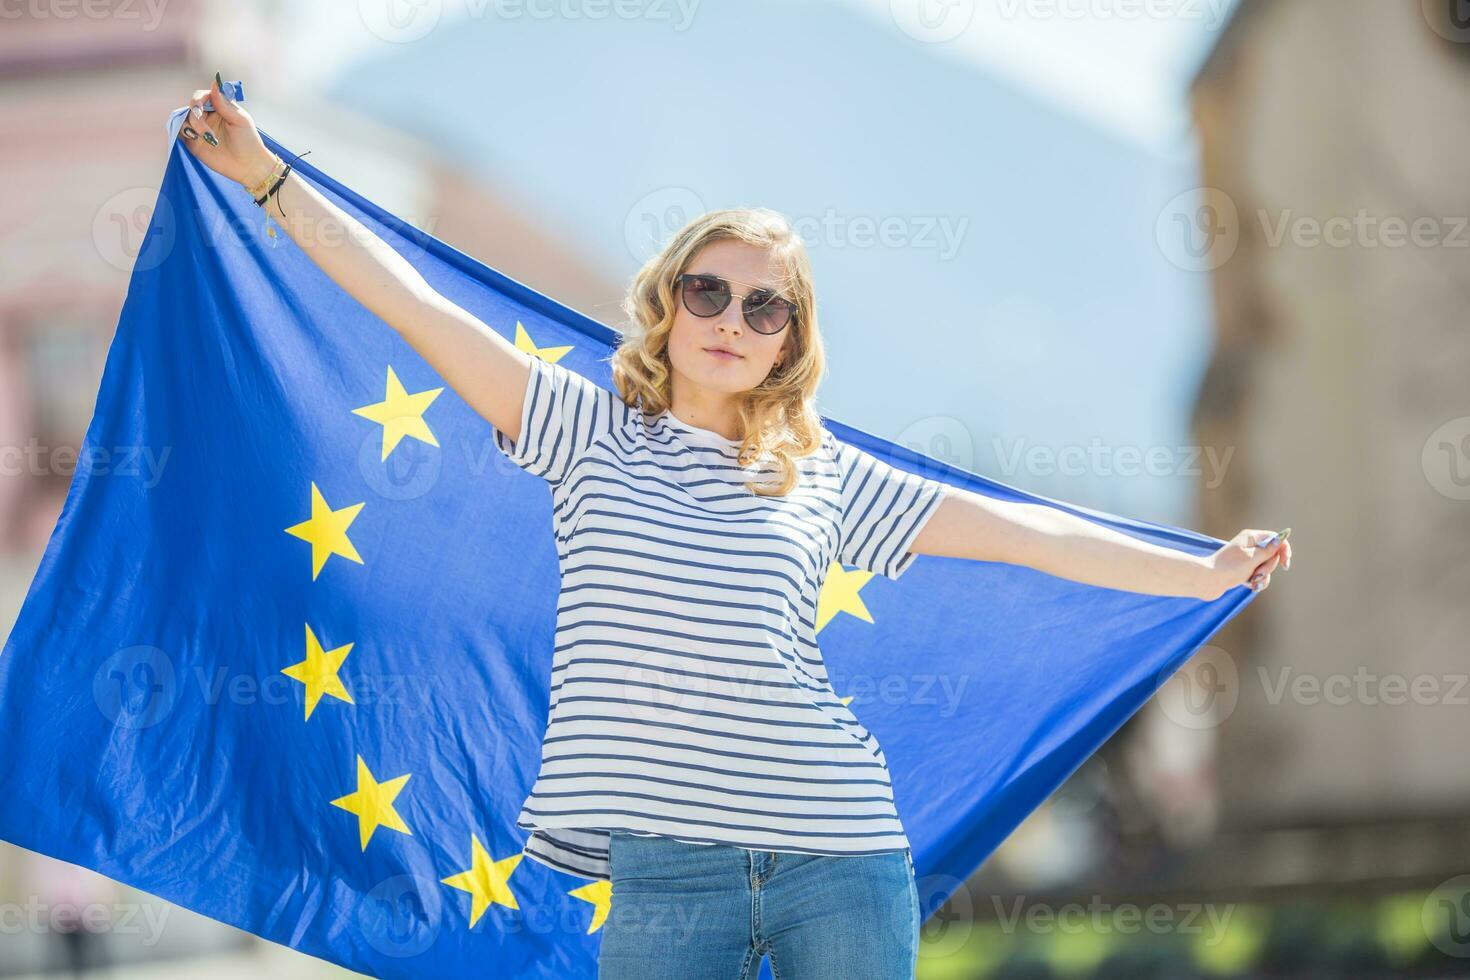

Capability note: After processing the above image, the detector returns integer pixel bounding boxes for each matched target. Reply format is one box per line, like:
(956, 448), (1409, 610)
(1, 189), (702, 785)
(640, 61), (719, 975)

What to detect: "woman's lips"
(704, 348), (743, 361)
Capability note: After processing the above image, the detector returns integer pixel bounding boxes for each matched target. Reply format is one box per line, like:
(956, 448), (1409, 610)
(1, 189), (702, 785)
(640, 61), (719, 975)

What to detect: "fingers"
(177, 113), (221, 152)
(188, 106), (221, 149)
(1248, 565), (1271, 592)
(1249, 550), (1283, 593)
(1235, 529), (1272, 550)
(177, 89), (206, 143)
(178, 85), (224, 148)
(209, 74), (245, 124)
(180, 82), (230, 126)
(1230, 527), (1293, 595)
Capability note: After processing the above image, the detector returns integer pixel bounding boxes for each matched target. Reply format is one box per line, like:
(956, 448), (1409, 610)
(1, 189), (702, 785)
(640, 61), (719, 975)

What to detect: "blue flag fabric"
(0, 127), (1254, 978)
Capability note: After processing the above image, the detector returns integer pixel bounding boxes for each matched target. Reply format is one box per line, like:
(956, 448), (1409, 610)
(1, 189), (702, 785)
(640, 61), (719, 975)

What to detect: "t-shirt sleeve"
(492, 354), (629, 484)
(831, 432), (949, 580)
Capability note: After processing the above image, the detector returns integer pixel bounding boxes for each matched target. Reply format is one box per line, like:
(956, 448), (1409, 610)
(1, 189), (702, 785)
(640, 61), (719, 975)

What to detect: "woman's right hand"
(177, 73), (278, 191)
(170, 74), (533, 448)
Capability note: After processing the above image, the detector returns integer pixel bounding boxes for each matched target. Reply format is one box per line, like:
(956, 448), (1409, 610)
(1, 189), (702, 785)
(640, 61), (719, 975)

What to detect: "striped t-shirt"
(492, 353), (948, 882)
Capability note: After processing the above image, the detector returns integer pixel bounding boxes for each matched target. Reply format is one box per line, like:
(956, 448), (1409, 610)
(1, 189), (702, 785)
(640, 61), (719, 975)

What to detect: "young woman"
(178, 75), (1292, 979)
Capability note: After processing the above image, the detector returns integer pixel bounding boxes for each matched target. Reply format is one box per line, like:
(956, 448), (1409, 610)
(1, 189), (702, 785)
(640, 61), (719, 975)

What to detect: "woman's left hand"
(1205, 529), (1293, 599)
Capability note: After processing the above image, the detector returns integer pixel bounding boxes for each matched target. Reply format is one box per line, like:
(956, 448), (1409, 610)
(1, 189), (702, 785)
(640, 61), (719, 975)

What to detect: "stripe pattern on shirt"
(492, 353), (948, 881)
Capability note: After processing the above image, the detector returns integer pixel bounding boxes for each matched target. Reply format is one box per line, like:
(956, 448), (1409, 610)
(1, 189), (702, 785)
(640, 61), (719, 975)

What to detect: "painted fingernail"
(202, 131), (219, 147)
(215, 70), (224, 93)
(182, 125), (198, 140)
(191, 105), (203, 120)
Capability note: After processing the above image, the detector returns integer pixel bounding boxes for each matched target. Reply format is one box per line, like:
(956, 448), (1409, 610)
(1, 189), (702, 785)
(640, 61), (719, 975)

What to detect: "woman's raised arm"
(176, 74), (535, 445)
(912, 486), (1292, 601)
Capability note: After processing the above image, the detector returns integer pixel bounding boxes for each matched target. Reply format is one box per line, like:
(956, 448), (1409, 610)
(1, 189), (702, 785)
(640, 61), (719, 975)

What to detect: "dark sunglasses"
(675, 273), (797, 335)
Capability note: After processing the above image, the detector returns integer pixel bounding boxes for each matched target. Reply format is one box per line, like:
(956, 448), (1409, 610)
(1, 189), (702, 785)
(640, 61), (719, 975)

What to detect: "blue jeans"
(598, 831), (920, 979)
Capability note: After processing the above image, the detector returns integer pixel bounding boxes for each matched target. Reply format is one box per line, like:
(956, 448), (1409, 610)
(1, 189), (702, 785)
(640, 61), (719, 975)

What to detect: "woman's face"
(666, 240), (793, 398)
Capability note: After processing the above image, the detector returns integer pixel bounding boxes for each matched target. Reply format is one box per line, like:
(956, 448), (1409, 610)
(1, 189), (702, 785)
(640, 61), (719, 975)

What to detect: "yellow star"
(441, 835), (523, 927)
(284, 483), (364, 580)
(512, 321), (573, 363)
(816, 561), (878, 633)
(281, 623), (354, 721)
(352, 366), (444, 461)
(570, 879), (614, 934)
(330, 756), (412, 851)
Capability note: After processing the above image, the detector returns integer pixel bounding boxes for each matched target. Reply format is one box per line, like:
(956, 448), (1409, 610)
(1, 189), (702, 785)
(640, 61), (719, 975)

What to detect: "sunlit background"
(2, 0), (1468, 977)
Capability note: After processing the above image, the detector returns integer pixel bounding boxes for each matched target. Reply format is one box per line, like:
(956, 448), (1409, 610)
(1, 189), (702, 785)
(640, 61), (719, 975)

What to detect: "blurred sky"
(848, 0), (1239, 147)
(280, 0), (1236, 148)
(258, 0), (1240, 528)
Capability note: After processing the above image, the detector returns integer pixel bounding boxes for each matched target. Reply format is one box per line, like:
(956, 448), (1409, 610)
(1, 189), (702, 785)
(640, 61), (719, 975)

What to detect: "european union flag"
(0, 119), (1253, 978)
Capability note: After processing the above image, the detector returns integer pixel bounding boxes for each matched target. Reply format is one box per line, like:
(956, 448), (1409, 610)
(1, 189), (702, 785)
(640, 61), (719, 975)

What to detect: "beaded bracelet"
(251, 149), (311, 210)
(244, 154), (286, 201)
(256, 163), (293, 209)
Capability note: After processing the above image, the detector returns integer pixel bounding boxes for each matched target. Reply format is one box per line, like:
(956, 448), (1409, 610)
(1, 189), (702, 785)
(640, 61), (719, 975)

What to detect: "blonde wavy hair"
(612, 207), (826, 496)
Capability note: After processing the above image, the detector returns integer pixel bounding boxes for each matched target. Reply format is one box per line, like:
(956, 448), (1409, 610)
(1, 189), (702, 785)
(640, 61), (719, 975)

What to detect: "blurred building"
(0, 3), (200, 621)
(1190, 0), (1470, 885)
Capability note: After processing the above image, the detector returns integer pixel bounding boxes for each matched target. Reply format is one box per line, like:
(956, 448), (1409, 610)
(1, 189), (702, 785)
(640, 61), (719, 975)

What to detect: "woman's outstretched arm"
(911, 485), (1292, 601)
(176, 75), (536, 445)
